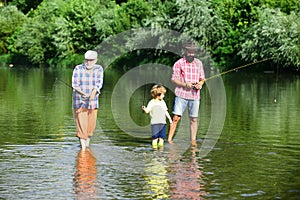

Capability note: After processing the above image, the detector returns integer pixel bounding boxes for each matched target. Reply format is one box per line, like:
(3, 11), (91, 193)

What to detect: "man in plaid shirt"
(72, 50), (104, 150)
(168, 42), (205, 146)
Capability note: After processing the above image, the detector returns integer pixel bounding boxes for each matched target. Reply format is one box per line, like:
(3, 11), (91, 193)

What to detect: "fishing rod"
(56, 78), (88, 98)
(204, 57), (279, 103)
(205, 57), (273, 81)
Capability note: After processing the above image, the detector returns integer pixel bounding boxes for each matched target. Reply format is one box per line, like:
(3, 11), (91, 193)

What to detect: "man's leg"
(87, 109), (98, 137)
(188, 99), (200, 146)
(86, 109), (98, 147)
(190, 117), (198, 145)
(74, 108), (89, 149)
(75, 108), (89, 139)
(168, 115), (181, 143)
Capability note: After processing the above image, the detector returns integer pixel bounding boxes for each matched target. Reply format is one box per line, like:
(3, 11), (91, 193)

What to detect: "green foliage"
(8, 0), (43, 14)
(15, 1), (62, 64)
(48, 53), (83, 68)
(211, 0), (260, 27)
(1, 0), (299, 70)
(261, 0), (299, 14)
(14, 0), (152, 66)
(94, 0), (151, 36)
(126, 0), (227, 68)
(52, 0), (103, 57)
(0, 5), (25, 54)
(239, 8), (300, 68)
(171, 0), (227, 50)
(15, 0), (105, 65)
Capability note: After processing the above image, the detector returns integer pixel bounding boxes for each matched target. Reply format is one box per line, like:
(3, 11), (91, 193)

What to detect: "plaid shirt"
(172, 57), (205, 100)
(72, 64), (103, 109)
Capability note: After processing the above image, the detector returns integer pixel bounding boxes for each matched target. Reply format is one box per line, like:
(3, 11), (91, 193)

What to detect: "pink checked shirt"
(72, 64), (103, 109)
(172, 57), (205, 100)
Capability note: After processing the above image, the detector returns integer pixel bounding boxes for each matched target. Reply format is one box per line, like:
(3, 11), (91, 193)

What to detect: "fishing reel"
(191, 83), (199, 90)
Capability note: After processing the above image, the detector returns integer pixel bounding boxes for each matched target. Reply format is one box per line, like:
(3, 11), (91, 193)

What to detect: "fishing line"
(143, 84), (147, 106)
(205, 57), (273, 81)
(274, 63), (279, 103)
(56, 78), (73, 90)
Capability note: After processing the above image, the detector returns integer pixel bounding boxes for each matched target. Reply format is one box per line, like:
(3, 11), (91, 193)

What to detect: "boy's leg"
(152, 138), (158, 148)
(158, 124), (166, 147)
(158, 138), (164, 147)
(151, 124), (160, 148)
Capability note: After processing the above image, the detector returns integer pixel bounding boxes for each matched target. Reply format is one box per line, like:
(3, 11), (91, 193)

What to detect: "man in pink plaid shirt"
(168, 42), (205, 146)
(72, 50), (103, 150)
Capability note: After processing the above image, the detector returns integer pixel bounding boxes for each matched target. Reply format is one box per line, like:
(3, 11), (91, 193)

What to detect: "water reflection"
(0, 67), (299, 199)
(168, 145), (207, 199)
(144, 149), (169, 199)
(74, 149), (98, 199)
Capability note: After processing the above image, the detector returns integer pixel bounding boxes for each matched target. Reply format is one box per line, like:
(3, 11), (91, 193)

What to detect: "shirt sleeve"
(95, 65), (104, 93)
(162, 100), (168, 111)
(171, 61), (182, 81)
(199, 61), (205, 80)
(146, 100), (153, 112)
(72, 65), (81, 93)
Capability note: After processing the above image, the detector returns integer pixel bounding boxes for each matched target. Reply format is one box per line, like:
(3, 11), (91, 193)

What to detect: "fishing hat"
(84, 50), (98, 60)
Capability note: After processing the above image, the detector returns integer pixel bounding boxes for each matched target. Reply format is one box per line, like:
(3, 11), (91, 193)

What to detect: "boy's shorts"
(172, 97), (200, 118)
(151, 124), (166, 139)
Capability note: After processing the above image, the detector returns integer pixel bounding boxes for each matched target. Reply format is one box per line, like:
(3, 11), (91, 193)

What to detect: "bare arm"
(194, 79), (205, 90)
(142, 105), (150, 113)
(172, 78), (194, 89)
(165, 111), (172, 124)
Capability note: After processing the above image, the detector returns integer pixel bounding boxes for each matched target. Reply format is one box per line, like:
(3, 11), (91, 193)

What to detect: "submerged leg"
(80, 138), (87, 150)
(190, 117), (198, 146)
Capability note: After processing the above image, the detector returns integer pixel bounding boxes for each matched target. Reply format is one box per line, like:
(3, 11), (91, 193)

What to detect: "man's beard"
(185, 56), (194, 63)
(86, 64), (94, 69)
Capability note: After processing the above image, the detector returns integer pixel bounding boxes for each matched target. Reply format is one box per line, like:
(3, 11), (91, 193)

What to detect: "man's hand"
(193, 79), (205, 90)
(89, 89), (98, 100)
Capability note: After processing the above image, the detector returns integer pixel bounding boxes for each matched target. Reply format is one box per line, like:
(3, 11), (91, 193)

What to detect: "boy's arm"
(165, 111), (172, 124)
(142, 105), (150, 113)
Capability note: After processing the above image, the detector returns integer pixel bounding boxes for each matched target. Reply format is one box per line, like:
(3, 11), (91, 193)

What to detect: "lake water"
(0, 66), (299, 199)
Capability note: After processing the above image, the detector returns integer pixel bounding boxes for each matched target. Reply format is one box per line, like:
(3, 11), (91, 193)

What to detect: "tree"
(0, 5), (25, 54)
(8, 0), (43, 14)
(15, 0), (107, 65)
(239, 8), (300, 69)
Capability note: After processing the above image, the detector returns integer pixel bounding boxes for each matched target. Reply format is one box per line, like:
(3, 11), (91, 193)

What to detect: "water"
(0, 67), (299, 199)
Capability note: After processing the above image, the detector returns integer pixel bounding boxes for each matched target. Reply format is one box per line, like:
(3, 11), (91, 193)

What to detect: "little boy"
(142, 84), (172, 148)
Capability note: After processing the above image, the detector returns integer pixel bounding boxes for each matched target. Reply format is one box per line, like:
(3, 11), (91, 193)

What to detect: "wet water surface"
(0, 67), (299, 199)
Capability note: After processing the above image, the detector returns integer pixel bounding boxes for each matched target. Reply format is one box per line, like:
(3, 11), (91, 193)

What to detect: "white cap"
(84, 50), (98, 60)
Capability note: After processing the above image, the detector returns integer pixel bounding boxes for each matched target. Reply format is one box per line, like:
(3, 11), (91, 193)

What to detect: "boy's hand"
(141, 106), (146, 111)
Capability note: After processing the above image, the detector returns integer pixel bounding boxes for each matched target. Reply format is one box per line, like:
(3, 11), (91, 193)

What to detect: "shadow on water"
(0, 67), (299, 199)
